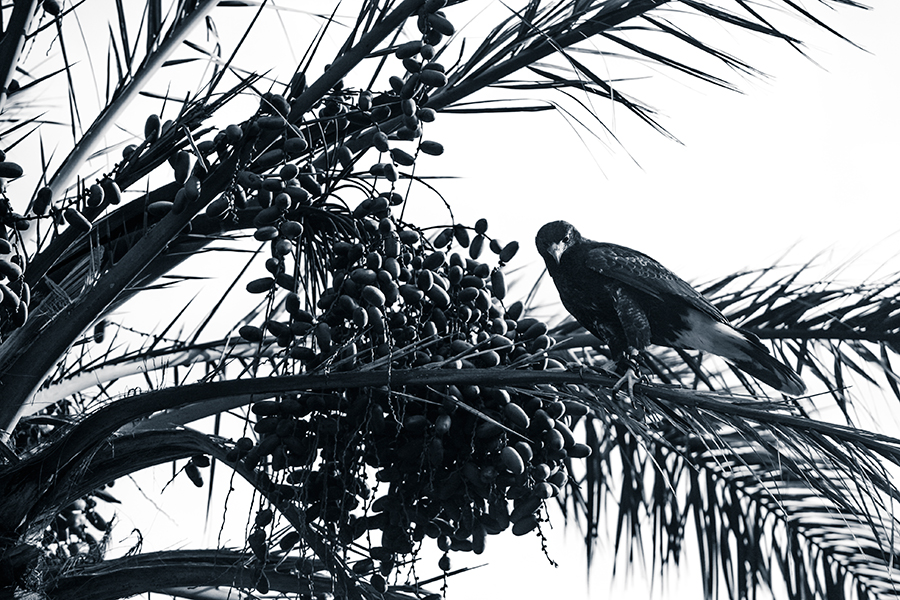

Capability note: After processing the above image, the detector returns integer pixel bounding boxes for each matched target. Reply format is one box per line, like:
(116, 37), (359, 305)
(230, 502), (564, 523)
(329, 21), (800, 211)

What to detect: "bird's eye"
(563, 234), (570, 243)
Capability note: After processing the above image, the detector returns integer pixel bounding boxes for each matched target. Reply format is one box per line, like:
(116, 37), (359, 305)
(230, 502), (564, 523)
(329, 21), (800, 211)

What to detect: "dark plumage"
(536, 220), (805, 396)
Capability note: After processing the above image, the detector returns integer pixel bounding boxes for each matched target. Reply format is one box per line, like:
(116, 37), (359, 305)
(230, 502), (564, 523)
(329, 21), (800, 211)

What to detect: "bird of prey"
(535, 220), (806, 396)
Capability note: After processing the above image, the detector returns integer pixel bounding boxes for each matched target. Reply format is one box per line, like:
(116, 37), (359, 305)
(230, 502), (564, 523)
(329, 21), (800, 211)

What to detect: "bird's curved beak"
(546, 241), (566, 265)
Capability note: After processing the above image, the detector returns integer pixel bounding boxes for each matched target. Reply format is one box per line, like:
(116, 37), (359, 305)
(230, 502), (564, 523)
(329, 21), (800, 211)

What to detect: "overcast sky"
(90, 1), (899, 597)
(408, 1), (900, 597)
(426, 1), (899, 290)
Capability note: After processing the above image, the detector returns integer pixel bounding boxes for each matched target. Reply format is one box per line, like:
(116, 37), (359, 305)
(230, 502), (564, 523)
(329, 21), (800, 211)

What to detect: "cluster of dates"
(225, 193), (595, 587)
(117, 0), (597, 590)
(41, 486), (118, 561)
(0, 151), (35, 335)
(233, 380), (593, 589)
(241, 207), (527, 369)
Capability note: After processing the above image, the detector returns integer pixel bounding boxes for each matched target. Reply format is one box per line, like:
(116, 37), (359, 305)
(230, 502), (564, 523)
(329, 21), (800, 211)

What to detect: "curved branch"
(14, 427), (361, 599)
(27, 340), (272, 419)
(0, 150), (241, 436)
(0, 1), (38, 115)
(12, 368), (900, 491)
(46, 548), (427, 600)
(27, 428), (221, 533)
(46, 550), (310, 600)
(42, 0), (218, 202)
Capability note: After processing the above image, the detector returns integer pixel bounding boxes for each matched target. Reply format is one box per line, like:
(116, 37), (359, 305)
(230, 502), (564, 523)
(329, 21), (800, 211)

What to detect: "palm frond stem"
(0, 151), (240, 434)
(0, 0), (39, 116)
(18, 368), (900, 486)
(38, 0), (218, 220)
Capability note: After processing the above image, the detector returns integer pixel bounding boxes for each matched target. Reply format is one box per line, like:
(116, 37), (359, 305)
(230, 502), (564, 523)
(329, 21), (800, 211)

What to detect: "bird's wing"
(584, 243), (727, 322)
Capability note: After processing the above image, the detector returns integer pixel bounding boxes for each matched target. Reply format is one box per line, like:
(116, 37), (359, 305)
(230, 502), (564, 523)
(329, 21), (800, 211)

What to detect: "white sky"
(38, 0), (900, 597)
(426, 3), (900, 597)
(424, 3), (900, 597)
(428, 1), (899, 286)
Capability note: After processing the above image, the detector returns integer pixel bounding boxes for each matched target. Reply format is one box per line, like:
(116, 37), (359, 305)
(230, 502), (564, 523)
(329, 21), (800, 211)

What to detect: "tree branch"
(0, 150), (241, 436)
(46, 550), (309, 600)
(0, 1), (38, 115)
(41, 0), (219, 202)
(11, 367), (900, 488)
(23, 428), (220, 539)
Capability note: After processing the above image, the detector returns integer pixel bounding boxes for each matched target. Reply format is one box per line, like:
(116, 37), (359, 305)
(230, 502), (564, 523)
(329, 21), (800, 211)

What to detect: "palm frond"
(542, 256), (900, 598)
(0, 1), (880, 599)
(41, 0), (220, 205)
(550, 376), (900, 600)
(703, 265), (900, 405)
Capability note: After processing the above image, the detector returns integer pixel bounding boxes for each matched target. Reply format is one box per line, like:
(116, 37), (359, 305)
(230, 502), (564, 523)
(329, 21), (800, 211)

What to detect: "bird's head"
(535, 220), (580, 269)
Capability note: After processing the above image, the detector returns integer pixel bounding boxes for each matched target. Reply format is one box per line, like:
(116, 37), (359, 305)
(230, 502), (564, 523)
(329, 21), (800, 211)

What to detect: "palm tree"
(0, 1), (895, 599)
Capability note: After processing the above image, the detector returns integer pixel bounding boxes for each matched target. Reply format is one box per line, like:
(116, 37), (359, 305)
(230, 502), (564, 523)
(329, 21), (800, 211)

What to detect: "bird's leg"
(611, 347), (642, 398)
(606, 288), (653, 399)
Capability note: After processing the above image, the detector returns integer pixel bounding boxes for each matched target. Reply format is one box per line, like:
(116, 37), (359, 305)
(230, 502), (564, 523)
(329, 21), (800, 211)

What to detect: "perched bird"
(535, 220), (805, 395)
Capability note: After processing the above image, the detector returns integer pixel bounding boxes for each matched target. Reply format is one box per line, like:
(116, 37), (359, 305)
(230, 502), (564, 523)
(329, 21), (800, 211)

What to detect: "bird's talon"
(611, 367), (637, 397)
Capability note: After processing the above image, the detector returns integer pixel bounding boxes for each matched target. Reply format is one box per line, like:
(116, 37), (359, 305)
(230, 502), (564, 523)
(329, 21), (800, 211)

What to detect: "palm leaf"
(0, 1), (881, 599)
(550, 376), (900, 599)
(543, 255), (900, 598)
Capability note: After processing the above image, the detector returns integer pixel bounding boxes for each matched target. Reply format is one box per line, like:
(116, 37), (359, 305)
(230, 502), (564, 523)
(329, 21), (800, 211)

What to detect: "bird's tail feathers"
(673, 316), (806, 396)
(724, 329), (806, 396)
